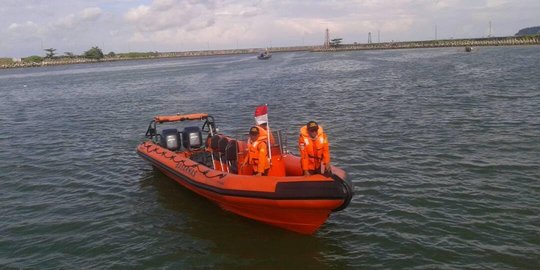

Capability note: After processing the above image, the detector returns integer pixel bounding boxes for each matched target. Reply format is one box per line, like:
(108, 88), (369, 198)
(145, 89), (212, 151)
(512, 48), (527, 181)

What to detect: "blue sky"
(1, 0), (539, 57)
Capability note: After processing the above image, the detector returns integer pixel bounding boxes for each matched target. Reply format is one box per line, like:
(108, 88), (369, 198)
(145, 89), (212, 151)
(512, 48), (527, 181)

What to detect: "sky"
(1, 0), (539, 58)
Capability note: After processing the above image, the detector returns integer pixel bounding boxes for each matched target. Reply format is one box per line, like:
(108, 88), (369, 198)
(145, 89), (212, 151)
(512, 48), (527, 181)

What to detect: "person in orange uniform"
(256, 122), (275, 145)
(298, 121), (332, 176)
(242, 126), (270, 176)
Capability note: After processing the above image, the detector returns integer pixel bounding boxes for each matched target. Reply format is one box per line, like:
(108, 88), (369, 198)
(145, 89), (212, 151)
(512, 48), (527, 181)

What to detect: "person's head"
(249, 126), (260, 140)
(306, 121), (319, 138)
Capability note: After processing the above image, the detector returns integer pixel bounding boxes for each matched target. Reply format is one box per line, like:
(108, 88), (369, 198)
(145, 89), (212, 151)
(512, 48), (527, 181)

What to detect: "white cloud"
(8, 21), (38, 31)
(125, 5), (150, 22)
(55, 7), (103, 29)
(6, 20), (45, 39)
(125, 1), (217, 32)
(82, 7), (103, 20)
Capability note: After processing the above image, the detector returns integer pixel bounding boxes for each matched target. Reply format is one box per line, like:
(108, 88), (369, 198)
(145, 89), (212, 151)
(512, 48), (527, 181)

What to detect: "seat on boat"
(218, 137), (230, 172)
(210, 134), (221, 151)
(218, 137), (229, 153)
(208, 134), (223, 170)
(205, 134), (212, 149)
(225, 140), (238, 173)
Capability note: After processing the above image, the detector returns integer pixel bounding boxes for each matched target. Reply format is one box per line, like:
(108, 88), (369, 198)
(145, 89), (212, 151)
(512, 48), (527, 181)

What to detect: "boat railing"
(274, 130), (287, 155)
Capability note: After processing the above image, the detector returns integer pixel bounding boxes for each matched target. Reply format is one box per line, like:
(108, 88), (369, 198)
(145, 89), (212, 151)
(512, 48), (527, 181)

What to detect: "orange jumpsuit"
(298, 126), (330, 172)
(244, 135), (270, 174)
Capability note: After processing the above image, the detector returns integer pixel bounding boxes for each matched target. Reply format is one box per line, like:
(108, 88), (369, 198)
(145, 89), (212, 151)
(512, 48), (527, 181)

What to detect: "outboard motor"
(182, 126), (203, 149)
(160, 128), (181, 151)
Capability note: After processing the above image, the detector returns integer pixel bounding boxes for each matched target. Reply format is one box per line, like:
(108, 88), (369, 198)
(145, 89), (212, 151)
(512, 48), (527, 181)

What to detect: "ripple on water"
(1, 47), (540, 269)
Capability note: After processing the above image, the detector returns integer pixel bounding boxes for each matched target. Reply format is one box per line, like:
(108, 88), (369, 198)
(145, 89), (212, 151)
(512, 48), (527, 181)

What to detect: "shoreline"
(1, 35), (539, 70)
(312, 35), (540, 52)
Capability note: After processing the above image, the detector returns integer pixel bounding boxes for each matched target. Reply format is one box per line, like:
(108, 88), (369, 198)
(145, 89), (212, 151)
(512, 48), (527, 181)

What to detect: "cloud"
(82, 7), (103, 20)
(125, 0), (218, 32)
(8, 21), (39, 31)
(1, 0), (540, 57)
(6, 20), (46, 40)
(125, 5), (150, 22)
(55, 7), (103, 29)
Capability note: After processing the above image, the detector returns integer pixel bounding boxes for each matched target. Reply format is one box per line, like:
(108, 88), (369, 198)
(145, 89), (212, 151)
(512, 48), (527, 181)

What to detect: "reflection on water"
(138, 168), (342, 268)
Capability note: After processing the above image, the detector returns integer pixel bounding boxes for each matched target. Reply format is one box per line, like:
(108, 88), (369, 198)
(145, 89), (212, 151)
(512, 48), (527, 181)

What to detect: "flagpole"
(265, 104), (272, 164)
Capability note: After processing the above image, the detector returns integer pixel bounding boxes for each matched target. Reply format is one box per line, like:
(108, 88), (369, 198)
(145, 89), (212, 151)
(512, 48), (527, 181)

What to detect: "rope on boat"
(142, 142), (227, 179)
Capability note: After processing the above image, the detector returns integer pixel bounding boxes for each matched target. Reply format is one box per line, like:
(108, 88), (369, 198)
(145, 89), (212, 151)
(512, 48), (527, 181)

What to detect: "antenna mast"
(324, 28), (330, 48)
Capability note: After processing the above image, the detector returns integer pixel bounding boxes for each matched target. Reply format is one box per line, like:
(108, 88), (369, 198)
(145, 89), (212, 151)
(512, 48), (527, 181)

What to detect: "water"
(1, 47), (539, 269)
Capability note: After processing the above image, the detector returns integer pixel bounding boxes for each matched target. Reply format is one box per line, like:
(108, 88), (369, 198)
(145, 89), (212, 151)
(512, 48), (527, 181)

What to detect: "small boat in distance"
(465, 46), (473, 52)
(137, 113), (353, 234)
(257, 49), (272, 60)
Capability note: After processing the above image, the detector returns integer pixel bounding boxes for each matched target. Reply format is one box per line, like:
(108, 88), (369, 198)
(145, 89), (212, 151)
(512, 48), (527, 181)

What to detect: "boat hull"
(137, 141), (352, 234)
(258, 54), (271, 60)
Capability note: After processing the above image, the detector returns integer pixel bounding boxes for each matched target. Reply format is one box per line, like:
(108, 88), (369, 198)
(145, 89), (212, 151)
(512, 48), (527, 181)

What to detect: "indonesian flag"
(254, 104), (268, 125)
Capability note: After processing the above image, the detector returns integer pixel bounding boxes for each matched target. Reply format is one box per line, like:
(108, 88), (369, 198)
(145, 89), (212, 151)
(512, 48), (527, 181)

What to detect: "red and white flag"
(254, 104), (268, 125)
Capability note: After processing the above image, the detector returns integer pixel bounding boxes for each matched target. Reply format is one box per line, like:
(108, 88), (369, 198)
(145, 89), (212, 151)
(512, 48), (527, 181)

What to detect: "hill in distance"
(515, 26), (540, 36)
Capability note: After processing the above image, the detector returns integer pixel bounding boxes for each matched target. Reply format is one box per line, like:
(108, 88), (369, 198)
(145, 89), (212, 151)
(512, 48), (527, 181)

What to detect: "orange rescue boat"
(137, 113), (353, 234)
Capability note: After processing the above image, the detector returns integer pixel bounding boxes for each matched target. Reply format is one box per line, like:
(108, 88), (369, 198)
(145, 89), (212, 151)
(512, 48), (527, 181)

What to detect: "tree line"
(33, 46), (108, 62)
(9, 46), (160, 64)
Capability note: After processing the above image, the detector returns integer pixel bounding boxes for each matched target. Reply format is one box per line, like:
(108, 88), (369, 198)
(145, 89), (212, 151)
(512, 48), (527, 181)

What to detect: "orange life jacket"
(298, 126), (330, 171)
(246, 135), (270, 174)
(256, 125), (276, 145)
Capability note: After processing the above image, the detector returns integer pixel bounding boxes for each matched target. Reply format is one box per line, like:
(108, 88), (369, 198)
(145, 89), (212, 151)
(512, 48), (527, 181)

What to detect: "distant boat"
(257, 49), (272, 60)
(465, 46), (473, 52)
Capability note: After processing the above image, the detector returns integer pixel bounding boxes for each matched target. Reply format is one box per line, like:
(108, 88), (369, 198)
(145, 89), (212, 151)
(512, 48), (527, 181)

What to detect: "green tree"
(330, 38), (343, 47)
(23, 55), (43, 63)
(107, 51), (116, 58)
(84, 46), (104, 60)
(44, 48), (56, 58)
(64, 52), (75, 58)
